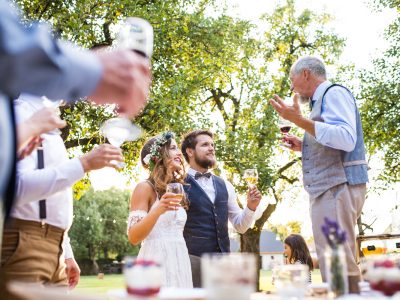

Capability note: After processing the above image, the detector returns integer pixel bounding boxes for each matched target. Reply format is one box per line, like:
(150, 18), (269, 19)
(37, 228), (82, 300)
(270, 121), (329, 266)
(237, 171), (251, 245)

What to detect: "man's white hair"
(291, 56), (327, 79)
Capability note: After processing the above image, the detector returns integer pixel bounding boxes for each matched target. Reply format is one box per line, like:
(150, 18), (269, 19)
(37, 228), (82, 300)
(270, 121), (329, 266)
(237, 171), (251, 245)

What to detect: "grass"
(72, 274), (125, 295)
(73, 270), (323, 295)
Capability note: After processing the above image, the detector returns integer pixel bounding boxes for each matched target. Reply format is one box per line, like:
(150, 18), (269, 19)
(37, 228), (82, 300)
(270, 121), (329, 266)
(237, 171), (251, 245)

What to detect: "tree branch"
(65, 137), (100, 149)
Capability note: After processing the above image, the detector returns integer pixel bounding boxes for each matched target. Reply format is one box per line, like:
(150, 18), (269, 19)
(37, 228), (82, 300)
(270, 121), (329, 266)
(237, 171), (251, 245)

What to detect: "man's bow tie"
(194, 172), (212, 180)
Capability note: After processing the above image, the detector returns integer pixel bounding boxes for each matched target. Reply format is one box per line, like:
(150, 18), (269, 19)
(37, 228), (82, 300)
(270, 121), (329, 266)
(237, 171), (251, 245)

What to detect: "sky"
(90, 0), (399, 238)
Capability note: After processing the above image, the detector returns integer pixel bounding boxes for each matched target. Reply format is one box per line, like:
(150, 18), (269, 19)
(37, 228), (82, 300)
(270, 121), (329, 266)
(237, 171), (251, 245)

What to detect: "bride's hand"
(154, 193), (181, 215)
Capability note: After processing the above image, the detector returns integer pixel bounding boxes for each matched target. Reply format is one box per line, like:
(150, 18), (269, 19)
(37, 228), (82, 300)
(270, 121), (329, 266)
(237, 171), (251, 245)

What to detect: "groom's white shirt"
(187, 168), (255, 234)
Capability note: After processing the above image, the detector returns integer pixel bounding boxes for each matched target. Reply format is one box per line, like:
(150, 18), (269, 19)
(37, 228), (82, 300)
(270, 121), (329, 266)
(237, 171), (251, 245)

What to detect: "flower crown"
(143, 131), (175, 171)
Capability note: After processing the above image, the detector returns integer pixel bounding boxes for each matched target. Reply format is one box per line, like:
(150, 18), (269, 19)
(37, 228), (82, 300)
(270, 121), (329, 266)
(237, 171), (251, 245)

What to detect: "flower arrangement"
(321, 217), (347, 249)
(143, 131), (175, 171)
(321, 217), (348, 296)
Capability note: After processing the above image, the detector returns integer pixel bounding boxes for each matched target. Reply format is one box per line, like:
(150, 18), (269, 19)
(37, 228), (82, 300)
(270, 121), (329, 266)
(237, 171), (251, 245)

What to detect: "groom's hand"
(246, 186), (261, 211)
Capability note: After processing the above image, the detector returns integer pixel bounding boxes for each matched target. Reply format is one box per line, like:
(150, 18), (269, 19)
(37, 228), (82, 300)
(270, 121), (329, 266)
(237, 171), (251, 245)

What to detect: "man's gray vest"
(302, 84), (368, 199)
(183, 175), (230, 257)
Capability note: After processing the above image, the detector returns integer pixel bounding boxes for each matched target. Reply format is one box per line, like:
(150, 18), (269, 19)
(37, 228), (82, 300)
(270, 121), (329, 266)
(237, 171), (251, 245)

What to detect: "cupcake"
(124, 258), (163, 296)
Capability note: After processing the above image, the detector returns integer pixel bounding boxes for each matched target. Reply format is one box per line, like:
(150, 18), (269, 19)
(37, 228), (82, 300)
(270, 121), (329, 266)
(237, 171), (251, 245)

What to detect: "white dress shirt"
(11, 94), (85, 259)
(187, 168), (255, 234)
(313, 81), (357, 152)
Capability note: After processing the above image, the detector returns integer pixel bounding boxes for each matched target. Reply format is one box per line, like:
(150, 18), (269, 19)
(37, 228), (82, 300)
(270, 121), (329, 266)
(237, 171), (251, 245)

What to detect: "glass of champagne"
(41, 96), (65, 135)
(243, 169), (258, 188)
(166, 183), (184, 222)
(100, 118), (142, 168)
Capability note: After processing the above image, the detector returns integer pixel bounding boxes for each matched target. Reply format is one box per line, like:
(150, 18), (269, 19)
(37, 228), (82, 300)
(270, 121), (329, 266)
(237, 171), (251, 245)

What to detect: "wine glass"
(100, 118), (142, 168)
(41, 96), (65, 135)
(243, 169), (258, 188)
(278, 118), (293, 148)
(104, 17), (152, 161)
(115, 17), (153, 58)
(166, 183), (184, 221)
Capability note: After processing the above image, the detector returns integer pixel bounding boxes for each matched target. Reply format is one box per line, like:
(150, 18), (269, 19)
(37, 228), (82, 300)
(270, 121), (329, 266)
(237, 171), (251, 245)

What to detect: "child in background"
(284, 234), (314, 282)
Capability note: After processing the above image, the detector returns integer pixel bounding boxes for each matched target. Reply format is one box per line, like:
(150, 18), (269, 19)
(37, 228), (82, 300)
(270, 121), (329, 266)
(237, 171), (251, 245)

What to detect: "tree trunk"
(240, 228), (262, 291)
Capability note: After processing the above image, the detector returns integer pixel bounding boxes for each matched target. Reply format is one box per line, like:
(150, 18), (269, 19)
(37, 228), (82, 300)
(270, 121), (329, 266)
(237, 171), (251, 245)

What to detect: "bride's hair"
(140, 133), (186, 196)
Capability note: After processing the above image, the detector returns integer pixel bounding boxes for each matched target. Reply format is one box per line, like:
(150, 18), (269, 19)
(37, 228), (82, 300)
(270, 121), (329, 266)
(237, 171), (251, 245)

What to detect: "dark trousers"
(189, 254), (202, 288)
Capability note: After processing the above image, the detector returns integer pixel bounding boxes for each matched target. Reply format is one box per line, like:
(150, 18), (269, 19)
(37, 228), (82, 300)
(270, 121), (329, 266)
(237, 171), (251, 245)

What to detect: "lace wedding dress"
(127, 198), (193, 288)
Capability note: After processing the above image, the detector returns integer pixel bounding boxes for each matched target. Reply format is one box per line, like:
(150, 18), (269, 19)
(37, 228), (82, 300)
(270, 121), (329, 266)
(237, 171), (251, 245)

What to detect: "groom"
(181, 130), (262, 287)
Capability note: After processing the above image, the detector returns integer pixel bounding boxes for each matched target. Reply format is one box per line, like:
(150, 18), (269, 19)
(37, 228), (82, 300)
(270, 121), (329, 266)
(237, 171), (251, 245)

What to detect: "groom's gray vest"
(183, 175), (230, 257)
(302, 83), (368, 199)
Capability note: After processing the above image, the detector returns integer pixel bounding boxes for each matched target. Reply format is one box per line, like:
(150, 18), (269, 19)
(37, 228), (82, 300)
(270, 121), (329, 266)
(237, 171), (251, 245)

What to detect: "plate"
(107, 287), (206, 300)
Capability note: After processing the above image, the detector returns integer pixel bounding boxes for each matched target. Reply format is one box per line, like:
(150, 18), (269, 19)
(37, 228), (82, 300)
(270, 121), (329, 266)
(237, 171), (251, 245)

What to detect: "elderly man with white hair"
(270, 56), (368, 294)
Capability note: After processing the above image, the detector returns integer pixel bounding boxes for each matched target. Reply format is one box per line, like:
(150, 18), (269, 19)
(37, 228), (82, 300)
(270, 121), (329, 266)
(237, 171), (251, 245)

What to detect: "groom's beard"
(194, 153), (216, 169)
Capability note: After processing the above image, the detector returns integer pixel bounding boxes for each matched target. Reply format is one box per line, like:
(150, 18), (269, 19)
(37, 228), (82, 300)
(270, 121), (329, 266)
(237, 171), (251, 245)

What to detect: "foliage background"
(12, 0), (399, 260)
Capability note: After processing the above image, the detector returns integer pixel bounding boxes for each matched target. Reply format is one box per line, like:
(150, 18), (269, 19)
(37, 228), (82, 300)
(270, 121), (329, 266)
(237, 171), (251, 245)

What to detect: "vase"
(324, 246), (349, 297)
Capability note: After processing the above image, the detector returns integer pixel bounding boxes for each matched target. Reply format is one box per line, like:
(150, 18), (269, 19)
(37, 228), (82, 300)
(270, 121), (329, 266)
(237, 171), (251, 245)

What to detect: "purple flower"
(321, 217), (347, 249)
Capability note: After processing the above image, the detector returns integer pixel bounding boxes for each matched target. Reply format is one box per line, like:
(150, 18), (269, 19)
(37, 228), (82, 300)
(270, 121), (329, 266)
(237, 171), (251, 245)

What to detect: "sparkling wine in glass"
(100, 118), (142, 168)
(243, 169), (258, 188)
(166, 183), (184, 221)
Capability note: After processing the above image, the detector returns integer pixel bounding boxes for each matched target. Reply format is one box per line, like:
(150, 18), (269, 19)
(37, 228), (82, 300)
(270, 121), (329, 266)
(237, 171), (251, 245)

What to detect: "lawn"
(73, 270), (322, 295)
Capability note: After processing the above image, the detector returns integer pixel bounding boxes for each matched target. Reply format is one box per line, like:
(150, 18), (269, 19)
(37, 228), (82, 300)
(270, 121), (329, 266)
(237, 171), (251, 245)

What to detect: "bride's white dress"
(127, 200), (193, 288)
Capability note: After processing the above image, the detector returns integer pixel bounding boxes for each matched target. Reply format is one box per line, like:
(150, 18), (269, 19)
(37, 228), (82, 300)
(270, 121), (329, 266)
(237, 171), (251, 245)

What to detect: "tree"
(213, 0), (345, 255)
(269, 221), (302, 241)
(359, 0), (400, 182)
(15, 0), (346, 262)
(69, 188), (138, 261)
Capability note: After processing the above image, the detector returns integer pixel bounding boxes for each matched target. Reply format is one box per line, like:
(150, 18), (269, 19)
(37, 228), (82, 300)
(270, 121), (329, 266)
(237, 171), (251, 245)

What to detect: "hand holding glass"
(279, 118), (293, 148)
(41, 96), (65, 135)
(243, 169), (258, 188)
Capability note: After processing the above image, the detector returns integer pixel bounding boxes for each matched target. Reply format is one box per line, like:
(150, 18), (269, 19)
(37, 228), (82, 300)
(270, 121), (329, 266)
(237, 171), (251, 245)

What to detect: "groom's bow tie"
(194, 172), (212, 180)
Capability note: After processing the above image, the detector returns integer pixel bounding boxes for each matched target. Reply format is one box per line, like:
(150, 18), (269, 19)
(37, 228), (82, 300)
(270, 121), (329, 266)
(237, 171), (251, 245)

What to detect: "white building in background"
(230, 230), (285, 270)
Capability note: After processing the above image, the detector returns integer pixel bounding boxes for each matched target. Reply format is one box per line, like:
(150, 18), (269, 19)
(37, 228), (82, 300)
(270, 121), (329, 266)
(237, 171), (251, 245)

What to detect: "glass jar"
(324, 245), (349, 297)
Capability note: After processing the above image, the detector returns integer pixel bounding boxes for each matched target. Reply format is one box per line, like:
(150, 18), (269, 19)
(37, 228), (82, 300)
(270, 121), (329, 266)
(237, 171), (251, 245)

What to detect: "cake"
(124, 259), (163, 296)
(364, 257), (400, 296)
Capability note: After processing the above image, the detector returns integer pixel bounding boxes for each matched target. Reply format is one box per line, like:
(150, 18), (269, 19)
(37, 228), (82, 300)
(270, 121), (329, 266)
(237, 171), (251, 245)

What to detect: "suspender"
(37, 147), (46, 222)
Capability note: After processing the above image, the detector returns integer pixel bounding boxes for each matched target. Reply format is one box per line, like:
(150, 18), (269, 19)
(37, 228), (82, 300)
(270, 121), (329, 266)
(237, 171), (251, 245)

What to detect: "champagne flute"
(115, 17), (153, 58)
(166, 183), (184, 221)
(41, 96), (65, 135)
(100, 118), (142, 168)
(102, 17), (153, 162)
(243, 169), (258, 188)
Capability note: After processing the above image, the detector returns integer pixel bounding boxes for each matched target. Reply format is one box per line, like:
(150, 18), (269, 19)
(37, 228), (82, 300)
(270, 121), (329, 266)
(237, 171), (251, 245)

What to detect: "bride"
(127, 131), (192, 288)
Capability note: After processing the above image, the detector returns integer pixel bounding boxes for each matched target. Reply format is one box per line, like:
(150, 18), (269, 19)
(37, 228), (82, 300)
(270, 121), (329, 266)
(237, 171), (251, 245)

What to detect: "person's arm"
(17, 107), (66, 151)
(225, 181), (256, 234)
(127, 182), (180, 245)
(0, 1), (151, 117)
(0, 1), (101, 101)
(16, 144), (123, 205)
(314, 87), (357, 152)
(62, 235), (81, 289)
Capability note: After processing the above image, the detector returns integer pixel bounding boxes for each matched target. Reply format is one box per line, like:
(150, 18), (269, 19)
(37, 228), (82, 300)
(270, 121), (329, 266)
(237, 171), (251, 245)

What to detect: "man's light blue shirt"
(312, 81), (357, 152)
